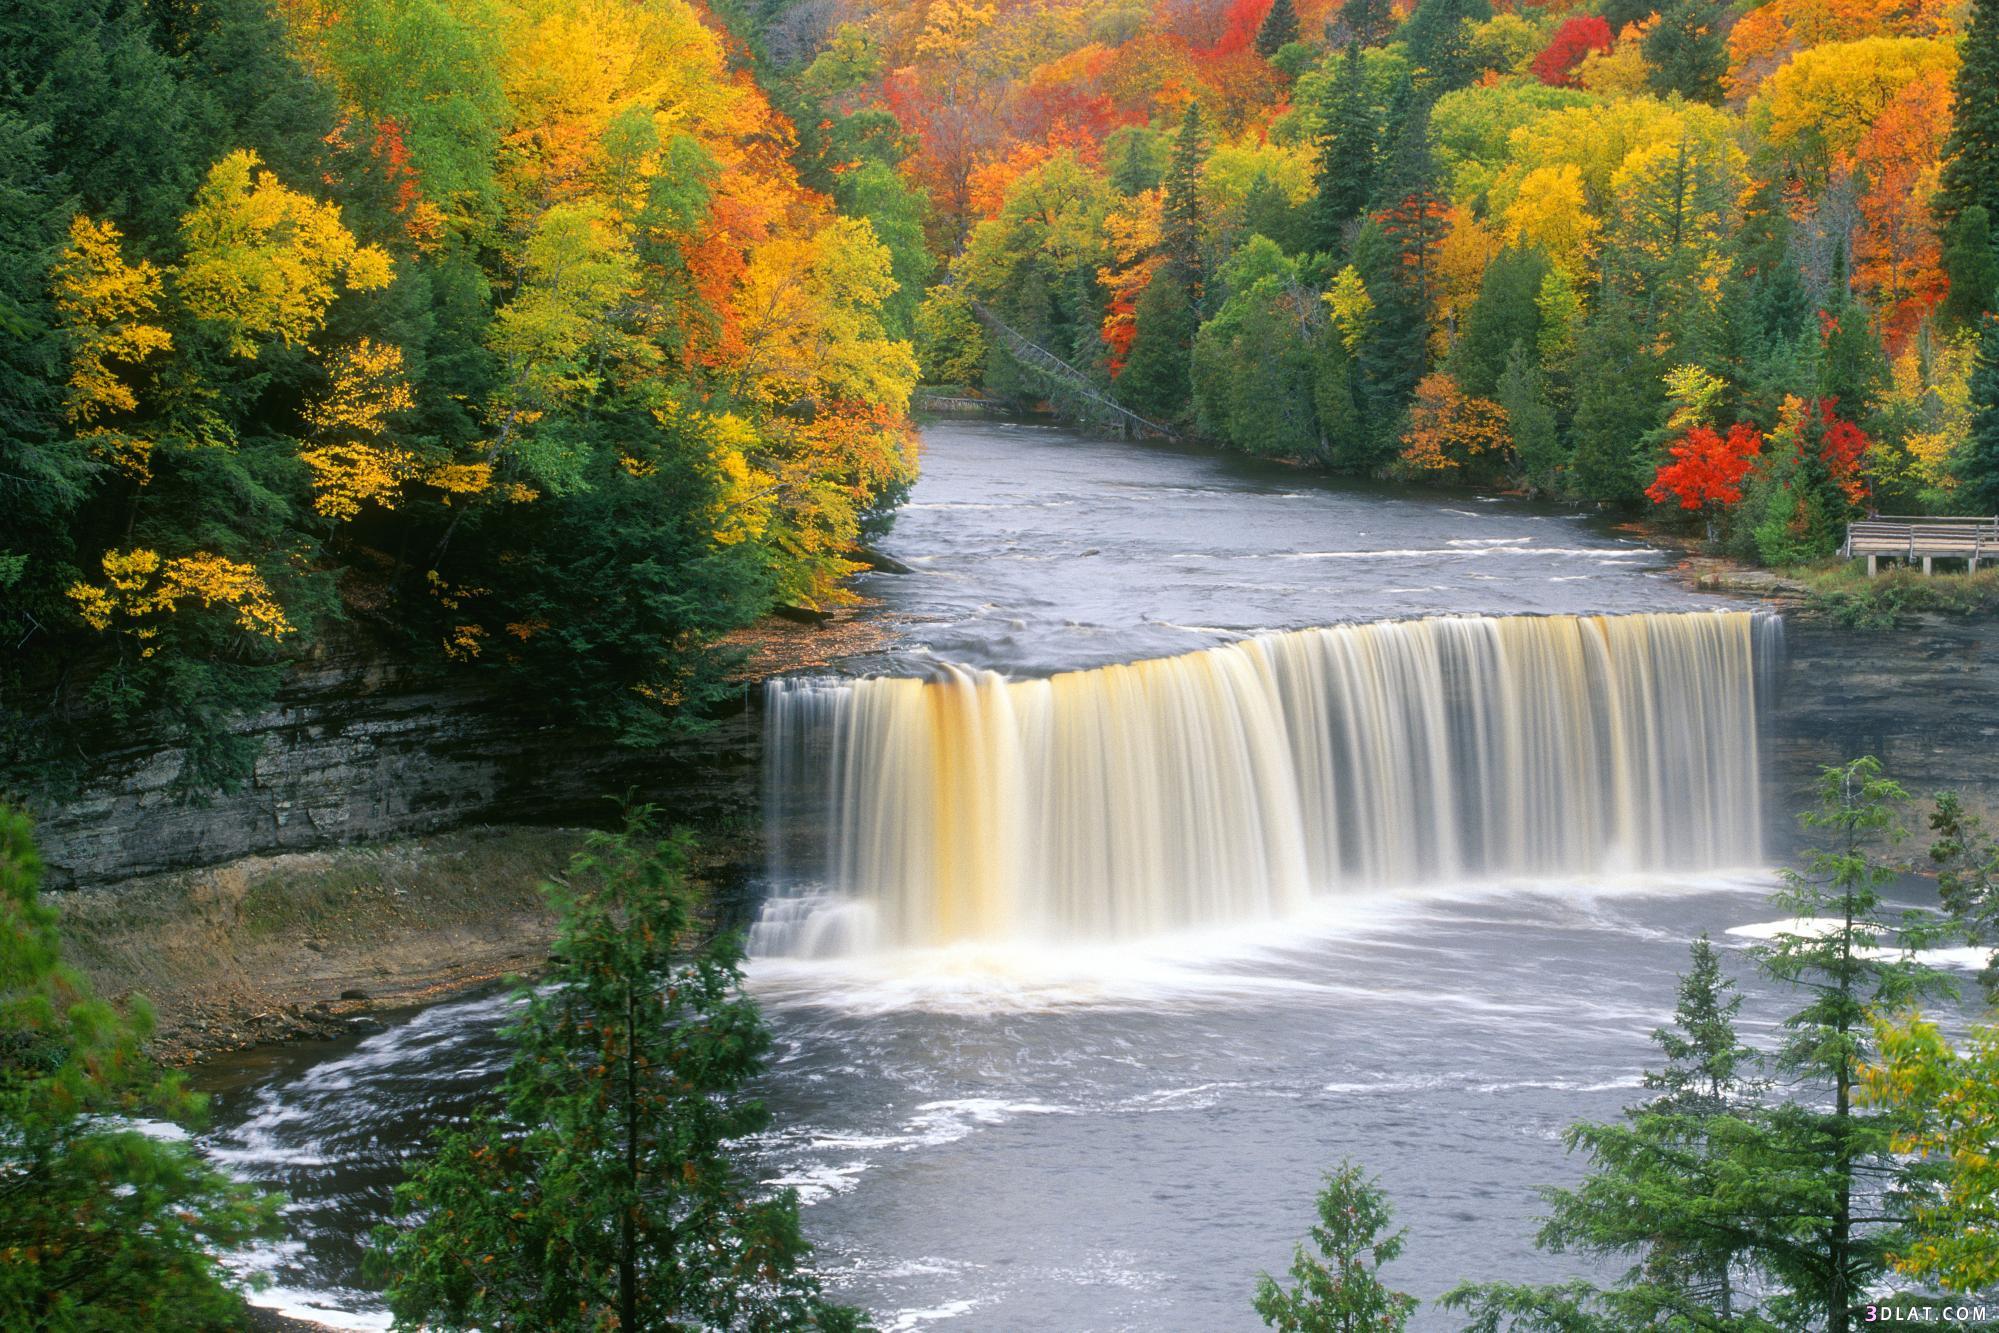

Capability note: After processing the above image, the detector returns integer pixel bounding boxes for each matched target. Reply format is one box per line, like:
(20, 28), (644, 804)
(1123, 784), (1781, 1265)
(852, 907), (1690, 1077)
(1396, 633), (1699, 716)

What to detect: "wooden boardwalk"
(1844, 515), (1999, 574)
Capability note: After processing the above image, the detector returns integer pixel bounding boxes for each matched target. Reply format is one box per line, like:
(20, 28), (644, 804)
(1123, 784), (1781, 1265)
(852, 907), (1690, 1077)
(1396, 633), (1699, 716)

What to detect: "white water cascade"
(754, 610), (1779, 956)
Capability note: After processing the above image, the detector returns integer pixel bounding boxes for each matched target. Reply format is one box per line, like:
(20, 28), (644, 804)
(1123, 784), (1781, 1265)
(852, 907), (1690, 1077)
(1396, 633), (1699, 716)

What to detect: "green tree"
(1939, 206), (1999, 331)
(1400, 0), (1487, 94)
(1568, 297), (1662, 506)
(1964, 312), (1999, 514)
(1164, 101), (1208, 295)
(1253, 1161), (1417, 1332)
(1120, 273), (1199, 420)
(0, 804), (281, 1329)
(1642, 0), (1727, 103)
(1310, 44), (1376, 258)
(1452, 248), (1548, 397)
(1497, 341), (1561, 492)
(1193, 237), (1320, 457)
(1926, 790), (1999, 1001)
(1940, 0), (1999, 225)
(1449, 763), (1957, 1331)
(378, 814), (864, 1332)
(1257, 0), (1300, 59)
(1337, 0), (1396, 47)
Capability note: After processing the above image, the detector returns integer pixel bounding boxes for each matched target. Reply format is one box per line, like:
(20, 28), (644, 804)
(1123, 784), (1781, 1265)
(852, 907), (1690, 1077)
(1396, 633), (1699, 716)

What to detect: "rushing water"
(206, 420), (1824, 1331)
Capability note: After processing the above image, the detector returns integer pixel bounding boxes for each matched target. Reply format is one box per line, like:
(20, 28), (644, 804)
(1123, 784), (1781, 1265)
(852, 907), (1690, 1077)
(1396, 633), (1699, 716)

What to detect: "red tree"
(1530, 16), (1613, 86)
(1647, 422), (1764, 542)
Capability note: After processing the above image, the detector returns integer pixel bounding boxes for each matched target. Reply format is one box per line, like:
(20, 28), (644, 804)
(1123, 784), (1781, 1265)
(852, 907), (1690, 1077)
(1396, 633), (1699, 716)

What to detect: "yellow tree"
(177, 150), (393, 358)
(49, 216), (174, 479)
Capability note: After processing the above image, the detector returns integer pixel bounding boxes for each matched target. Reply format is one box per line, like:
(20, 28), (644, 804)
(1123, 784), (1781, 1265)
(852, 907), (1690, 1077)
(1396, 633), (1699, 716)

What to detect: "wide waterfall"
(756, 610), (1778, 956)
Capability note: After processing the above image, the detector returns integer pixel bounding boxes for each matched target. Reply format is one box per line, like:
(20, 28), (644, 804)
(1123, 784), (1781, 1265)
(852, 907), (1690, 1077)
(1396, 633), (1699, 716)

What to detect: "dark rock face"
(32, 653), (759, 888)
(1763, 613), (1999, 850)
(30, 610), (1999, 888)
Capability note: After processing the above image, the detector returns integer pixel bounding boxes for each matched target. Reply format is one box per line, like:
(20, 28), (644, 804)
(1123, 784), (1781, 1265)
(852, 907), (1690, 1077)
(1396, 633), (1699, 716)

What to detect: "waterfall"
(755, 610), (1778, 956)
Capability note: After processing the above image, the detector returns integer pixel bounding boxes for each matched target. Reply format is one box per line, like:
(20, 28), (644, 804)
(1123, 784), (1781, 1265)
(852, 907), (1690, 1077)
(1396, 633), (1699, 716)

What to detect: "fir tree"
(379, 815), (864, 1333)
(1962, 312), (1999, 515)
(1451, 248), (1549, 398)
(1309, 43), (1376, 258)
(1940, 0), (1999, 224)
(1939, 205), (1999, 331)
(1256, 0), (1300, 59)
(1568, 296), (1663, 506)
(1107, 126), (1161, 196)
(1336, 0), (1395, 47)
(0, 805), (281, 1329)
(1163, 101), (1207, 297)
(1496, 342), (1561, 493)
(1642, 0), (1727, 104)
(1400, 0), (1487, 94)
(1254, 1161), (1417, 1332)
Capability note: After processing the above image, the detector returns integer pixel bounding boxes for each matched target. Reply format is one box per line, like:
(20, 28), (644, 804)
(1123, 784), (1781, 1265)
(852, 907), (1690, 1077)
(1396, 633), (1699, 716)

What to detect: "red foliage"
(1815, 401), (1873, 508)
(1530, 16), (1613, 86)
(1647, 423), (1764, 510)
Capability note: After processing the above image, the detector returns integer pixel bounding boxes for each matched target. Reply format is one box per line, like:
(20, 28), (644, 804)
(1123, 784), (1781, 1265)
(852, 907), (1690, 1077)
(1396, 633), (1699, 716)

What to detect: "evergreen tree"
(1254, 1161), (1417, 1332)
(1164, 101), (1207, 296)
(1336, 0), (1396, 47)
(1400, 0), (1487, 94)
(1451, 248), (1549, 398)
(0, 805), (281, 1328)
(1448, 762), (1956, 1331)
(1119, 274), (1199, 420)
(379, 816), (863, 1332)
(1568, 297), (1662, 505)
(1446, 936), (1758, 1329)
(1107, 126), (1163, 197)
(1962, 312), (1999, 515)
(1642, 0), (1727, 103)
(1939, 205), (1999, 331)
(1940, 0), (1999, 224)
(1243, 173), (1306, 255)
(1496, 342), (1561, 493)
(1257, 0), (1300, 59)
(1310, 44), (1376, 259)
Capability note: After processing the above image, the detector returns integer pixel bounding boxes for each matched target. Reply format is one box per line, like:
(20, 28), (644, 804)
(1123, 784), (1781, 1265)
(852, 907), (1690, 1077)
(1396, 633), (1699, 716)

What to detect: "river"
(204, 419), (1839, 1331)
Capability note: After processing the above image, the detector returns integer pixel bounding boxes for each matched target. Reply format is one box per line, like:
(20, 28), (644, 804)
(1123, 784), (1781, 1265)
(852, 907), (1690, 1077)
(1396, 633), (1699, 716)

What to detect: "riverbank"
(55, 826), (580, 1065)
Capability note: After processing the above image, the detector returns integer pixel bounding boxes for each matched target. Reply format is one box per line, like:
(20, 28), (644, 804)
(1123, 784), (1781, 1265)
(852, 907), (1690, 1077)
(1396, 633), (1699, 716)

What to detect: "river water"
(205, 420), (1845, 1330)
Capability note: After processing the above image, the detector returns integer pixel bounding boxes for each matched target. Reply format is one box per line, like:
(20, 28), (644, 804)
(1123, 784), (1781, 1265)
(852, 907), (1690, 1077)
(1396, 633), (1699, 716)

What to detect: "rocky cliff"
(31, 648), (759, 888)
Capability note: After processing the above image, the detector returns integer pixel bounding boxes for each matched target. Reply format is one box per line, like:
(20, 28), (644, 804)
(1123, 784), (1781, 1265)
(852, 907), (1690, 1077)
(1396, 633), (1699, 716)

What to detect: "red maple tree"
(1647, 421), (1764, 541)
(1530, 16), (1613, 86)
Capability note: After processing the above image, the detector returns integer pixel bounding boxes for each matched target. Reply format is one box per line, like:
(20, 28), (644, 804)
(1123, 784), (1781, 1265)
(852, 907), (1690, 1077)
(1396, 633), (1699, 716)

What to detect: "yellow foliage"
(177, 149), (393, 358)
(68, 548), (292, 648)
(1323, 266), (1374, 355)
(427, 462), (495, 497)
(1751, 36), (1959, 164)
(50, 215), (173, 428)
(300, 340), (420, 521)
(1399, 373), (1511, 476)
(1577, 20), (1655, 97)
(1502, 164), (1599, 276)
(733, 216), (918, 415)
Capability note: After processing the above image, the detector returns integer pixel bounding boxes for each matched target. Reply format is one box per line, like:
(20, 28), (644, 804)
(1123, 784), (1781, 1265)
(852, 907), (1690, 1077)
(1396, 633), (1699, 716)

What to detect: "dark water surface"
(202, 421), (1863, 1330)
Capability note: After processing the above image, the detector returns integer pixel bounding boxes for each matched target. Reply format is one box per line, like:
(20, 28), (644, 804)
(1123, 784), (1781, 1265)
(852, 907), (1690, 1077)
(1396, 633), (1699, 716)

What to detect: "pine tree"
(1400, 0), (1487, 94)
(1163, 101), (1207, 297)
(1642, 0), (1727, 103)
(379, 815), (863, 1332)
(1569, 296), (1662, 505)
(1256, 0), (1300, 58)
(1309, 43), (1376, 258)
(1962, 312), (1999, 515)
(1107, 126), (1161, 197)
(1451, 248), (1549, 397)
(1254, 1161), (1417, 1332)
(0, 805), (281, 1329)
(1941, 0), (1999, 224)
(1939, 205), (1999, 331)
(1496, 342), (1561, 493)
(1336, 0), (1395, 46)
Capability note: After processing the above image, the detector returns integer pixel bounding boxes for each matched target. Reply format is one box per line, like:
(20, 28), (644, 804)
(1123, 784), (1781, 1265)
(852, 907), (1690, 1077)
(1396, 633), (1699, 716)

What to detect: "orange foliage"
(1852, 70), (1952, 351)
(1726, 0), (1955, 97)
(1399, 374), (1511, 475)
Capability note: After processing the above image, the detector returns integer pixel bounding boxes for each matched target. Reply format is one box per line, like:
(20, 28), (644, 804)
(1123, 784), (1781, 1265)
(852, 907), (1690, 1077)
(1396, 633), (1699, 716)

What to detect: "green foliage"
(1568, 298), (1662, 507)
(1926, 789), (1999, 1001)
(1192, 238), (1321, 457)
(0, 804), (281, 1329)
(379, 814), (864, 1332)
(1257, 0), (1301, 60)
(1496, 341), (1561, 491)
(1253, 1161), (1417, 1332)
(1939, 207), (1999, 332)
(1452, 248), (1548, 397)
(1447, 762), (1959, 1331)
(1963, 313), (1999, 514)
(1797, 565), (1999, 630)
(1642, 0), (1728, 103)
(1941, 0), (1999, 225)
(1310, 44), (1377, 258)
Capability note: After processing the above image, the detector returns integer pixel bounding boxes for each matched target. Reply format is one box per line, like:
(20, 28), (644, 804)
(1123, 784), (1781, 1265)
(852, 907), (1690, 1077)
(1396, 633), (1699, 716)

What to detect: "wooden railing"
(1844, 515), (1999, 574)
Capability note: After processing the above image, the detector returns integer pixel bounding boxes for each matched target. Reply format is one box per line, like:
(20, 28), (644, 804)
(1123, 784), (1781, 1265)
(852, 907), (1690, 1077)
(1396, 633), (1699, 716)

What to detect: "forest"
(8, 0), (1999, 789)
(0, 0), (923, 795)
